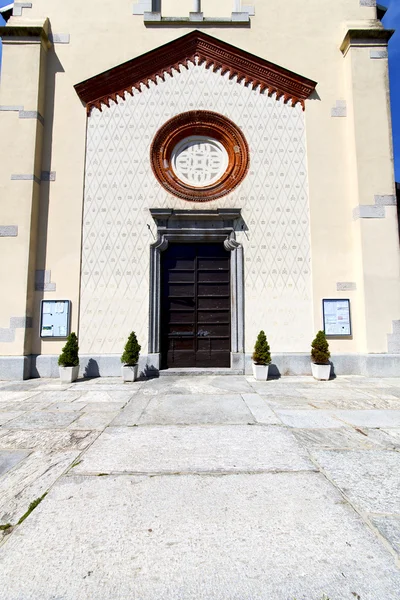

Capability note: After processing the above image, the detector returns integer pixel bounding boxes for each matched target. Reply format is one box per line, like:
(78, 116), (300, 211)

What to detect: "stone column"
(341, 27), (400, 353)
(0, 19), (51, 378)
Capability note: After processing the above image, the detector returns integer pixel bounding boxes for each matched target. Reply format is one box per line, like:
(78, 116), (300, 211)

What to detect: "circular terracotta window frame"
(150, 110), (250, 202)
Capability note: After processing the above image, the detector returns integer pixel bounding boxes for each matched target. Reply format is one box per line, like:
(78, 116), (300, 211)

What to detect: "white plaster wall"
(81, 61), (313, 355)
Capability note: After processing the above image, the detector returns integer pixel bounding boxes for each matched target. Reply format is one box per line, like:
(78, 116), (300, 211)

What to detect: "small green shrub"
(311, 330), (331, 365)
(252, 330), (271, 365)
(58, 332), (79, 367)
(121, 331), (141, 366)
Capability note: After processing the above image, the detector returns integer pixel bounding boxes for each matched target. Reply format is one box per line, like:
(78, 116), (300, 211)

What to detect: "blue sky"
(0, 1), (399, 179)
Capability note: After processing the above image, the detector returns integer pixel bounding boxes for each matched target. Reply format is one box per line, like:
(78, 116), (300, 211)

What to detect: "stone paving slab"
(276, 409), (400, 429)
(372, 516), (400, 556)
(311, 450), (400, 514)
(111, 394), (152, 426)
(0, 450), (79, 524)
(77, 391), (135, 404)
(0, 390), (40, 402)
(0, 412), (24, 426)
(275, 410), (349, 429)
(138, 394), (255, 425)
(67, 411), (120, 430)
(241, 393), (282, 424)
(0, 429), (99, 451)
(366, 427), (400, 449)
(1, 472), (400, 600)
(292, 428), (380, 450)
(5, 411), (81, 430)
(73, 425), (314, 474)
(0, 449), (30, 476)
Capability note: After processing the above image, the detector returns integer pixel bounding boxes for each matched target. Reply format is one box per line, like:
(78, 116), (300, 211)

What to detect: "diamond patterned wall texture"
(81, 61), (313, 355)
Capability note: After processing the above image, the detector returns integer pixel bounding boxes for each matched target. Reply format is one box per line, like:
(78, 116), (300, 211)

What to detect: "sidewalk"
(0, 375), (400, 599)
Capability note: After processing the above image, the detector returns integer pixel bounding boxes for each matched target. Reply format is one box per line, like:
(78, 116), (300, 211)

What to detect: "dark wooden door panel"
(161, 243), (231, 368)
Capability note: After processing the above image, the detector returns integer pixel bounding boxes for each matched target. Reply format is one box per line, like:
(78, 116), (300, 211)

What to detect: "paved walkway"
(0, 375), (400, 599)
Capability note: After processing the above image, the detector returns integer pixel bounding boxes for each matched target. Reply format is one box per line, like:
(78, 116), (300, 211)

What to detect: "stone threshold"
(159, 368), (244, 377)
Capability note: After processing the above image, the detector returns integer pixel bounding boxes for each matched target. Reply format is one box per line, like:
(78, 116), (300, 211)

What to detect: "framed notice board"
(40, 300), (71, 339)
(323, 299), (352, 337)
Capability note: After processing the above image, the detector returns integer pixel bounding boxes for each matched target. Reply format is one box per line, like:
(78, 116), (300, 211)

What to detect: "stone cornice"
(74, 31), (317, 114)
(0, 20), (51, 48)
(340, 28), (394, 55)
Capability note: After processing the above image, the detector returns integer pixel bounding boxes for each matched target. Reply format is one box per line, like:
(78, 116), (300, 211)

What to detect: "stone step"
(159, 368), (244, 376)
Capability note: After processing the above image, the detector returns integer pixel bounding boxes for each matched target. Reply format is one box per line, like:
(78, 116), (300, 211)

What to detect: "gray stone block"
(0, 226), (18, 237)
(231, 11), (250, 21)
(0, 356), (31, 380)
(360, 0), (376, 6)
(19, 110), (45, 125)
(0, 328), (14, 343)
(231, 352), (245, 371)
(336, 282), (357, 291)
(0, 105), (24, 112)
(143, 11), (161, 20)
(12, 2), (32, 17)
(353, 205), (385, 219)
(41, 171), (56, 182)
(132, 0), (151, 15)
(364, 354), (400, 377)
(9, 317), (32, 329)
(49, 34), (70, 44)
(370, 50), (388, 59)
(189, 12), (204, 21)
(393, 321), (400, 335)
(388, 335), (400, 354)
(375, 194), (396, 206)
(10, 174), (41, 185)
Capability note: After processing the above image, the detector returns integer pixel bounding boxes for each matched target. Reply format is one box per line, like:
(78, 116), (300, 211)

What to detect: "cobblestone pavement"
(0, 375), (400, 599)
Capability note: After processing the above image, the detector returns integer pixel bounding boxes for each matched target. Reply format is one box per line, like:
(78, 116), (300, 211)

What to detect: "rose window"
(171, 137), (229, 188)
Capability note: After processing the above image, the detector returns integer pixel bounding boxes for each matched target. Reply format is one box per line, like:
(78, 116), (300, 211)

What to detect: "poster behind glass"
(323, 299), (351, 336)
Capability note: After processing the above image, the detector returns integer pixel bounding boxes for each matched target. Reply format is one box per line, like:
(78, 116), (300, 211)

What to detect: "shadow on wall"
(84, 358), (100, 378)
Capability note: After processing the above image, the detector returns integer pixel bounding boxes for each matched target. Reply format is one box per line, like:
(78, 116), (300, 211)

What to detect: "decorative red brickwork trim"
(150, 111), (249, 202)
(75, 31), (316, 114)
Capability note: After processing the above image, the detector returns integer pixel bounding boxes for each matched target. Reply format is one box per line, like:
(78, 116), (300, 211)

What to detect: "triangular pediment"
(75, 31), (317, 113)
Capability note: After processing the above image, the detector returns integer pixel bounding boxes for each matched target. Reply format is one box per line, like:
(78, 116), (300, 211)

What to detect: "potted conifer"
(121, 331), (141, 382)
(58, 332), (79, 383)
(311, 330), (331, 380)
(252, 330), (271, 380)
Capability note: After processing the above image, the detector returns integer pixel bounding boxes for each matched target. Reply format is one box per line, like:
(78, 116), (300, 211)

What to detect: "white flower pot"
(121, 365), (138, 382)
(252, 363), (269, 381)
(59, 365), (79, 383)
(311, 362), (331, 381)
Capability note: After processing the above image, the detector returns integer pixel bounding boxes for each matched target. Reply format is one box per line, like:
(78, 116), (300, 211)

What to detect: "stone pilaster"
(0, 19), (51, 367)
(341, 27), (400, 353)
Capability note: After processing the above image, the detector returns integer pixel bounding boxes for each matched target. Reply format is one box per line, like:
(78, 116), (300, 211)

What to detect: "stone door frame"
(149, 208), (245, 371)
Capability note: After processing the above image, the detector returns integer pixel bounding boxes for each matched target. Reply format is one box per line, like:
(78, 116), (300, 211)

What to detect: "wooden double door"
(161, 243), (231, 368)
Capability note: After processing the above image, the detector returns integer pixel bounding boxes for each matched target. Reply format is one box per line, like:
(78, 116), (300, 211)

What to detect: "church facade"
(0, 0), (399, 379)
